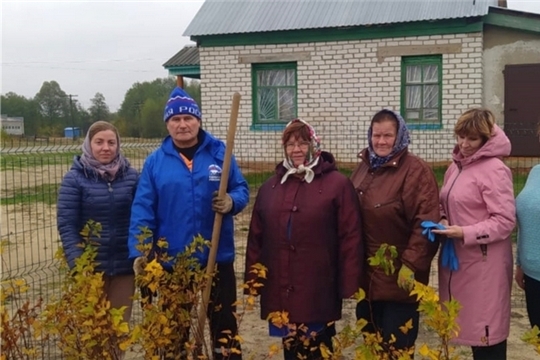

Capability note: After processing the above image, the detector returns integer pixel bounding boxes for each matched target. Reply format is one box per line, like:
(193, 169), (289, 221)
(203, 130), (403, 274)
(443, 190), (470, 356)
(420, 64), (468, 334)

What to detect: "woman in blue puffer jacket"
(57, 120), (138, 326)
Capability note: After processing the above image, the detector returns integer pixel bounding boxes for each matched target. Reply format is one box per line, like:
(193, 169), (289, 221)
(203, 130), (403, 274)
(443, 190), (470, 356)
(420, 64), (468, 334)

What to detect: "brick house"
(164, 0), (540, 161)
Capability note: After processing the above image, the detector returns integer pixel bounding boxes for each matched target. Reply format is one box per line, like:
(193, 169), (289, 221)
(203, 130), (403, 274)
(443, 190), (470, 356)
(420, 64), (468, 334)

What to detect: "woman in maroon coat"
(245, 119), (363, 360)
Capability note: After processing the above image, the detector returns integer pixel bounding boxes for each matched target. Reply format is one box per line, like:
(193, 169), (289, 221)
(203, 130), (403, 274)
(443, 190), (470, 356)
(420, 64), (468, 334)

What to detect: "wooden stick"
(195, 92), (241, 350)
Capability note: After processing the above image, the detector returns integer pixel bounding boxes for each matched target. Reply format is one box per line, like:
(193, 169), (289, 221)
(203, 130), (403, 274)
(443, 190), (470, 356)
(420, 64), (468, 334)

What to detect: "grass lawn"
(0, 152), (79, 171)
(1, 183), (59, 206)
(0, 159), (529, 206)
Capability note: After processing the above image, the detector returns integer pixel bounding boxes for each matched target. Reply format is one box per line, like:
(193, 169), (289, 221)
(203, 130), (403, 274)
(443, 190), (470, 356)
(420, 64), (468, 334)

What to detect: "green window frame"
(251, 62), (297, 131)
(401, 55), (442, 130)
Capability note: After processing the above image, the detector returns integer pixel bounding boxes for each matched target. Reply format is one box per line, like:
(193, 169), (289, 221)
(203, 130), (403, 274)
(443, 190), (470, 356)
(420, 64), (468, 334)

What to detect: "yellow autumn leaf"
(320, 344), (332, 359)
(399, 318), (413, 334)
(268, 343), (280, 356)
(281, 311), (289, 324)
(419, 343), (430, 356)
(250, 263), (268, 279)
(156, 239), (168, 249)
(13, 278), (26, 287)
(158, 314), (167, 325)
(356, 317), (368, 331)
(267, 311), (287, 328)
(117, 322), (129, 333)
(147, 282), (158, 293)
(353, 288), (366, 302)
(146, 259), (164, 276)
(119, 339), (131, 351)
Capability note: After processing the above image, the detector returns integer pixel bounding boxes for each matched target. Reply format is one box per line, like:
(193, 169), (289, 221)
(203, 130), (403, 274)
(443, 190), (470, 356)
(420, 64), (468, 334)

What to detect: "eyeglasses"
(285, 141), (310, 151)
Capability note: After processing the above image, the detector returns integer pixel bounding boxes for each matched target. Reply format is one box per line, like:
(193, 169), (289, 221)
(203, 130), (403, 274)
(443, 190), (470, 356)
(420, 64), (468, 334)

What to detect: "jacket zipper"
(444, 162), (462, 225)
(445, 163), (488, 261)
(107, 182), (115, 275)
(444, 163), (462, 300)
(481, 244), (487, 261)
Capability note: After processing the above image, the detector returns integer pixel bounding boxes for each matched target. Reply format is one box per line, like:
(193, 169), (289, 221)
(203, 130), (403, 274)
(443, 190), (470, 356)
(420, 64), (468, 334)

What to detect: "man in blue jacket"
(129, 87), (248, 359)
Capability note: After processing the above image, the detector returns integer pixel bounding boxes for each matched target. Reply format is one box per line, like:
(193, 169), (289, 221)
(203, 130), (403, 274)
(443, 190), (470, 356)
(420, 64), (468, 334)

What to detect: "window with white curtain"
(252, 62), (297, 129)
(401, 55), (442, 128)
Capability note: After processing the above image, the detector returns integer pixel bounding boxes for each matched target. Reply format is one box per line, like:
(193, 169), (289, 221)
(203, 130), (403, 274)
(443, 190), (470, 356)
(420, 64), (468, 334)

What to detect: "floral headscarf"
(367, 110), (410, 170)
(281, 118), (322, 184)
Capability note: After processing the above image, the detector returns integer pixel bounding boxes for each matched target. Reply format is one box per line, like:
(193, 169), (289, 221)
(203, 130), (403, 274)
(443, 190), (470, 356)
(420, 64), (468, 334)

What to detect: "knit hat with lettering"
(163, 87), (202, 122)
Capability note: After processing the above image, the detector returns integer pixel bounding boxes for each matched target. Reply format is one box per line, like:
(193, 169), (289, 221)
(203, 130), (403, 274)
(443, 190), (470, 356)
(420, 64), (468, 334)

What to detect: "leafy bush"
(39, 220), (132, 360)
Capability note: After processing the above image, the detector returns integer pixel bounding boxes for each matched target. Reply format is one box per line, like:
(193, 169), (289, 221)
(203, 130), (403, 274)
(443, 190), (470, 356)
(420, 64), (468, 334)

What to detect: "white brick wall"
(199, 33), (483, 164)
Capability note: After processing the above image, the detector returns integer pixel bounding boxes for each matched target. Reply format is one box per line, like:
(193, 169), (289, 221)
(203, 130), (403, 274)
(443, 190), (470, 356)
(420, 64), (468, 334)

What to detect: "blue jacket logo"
(208, 164), (222, 182)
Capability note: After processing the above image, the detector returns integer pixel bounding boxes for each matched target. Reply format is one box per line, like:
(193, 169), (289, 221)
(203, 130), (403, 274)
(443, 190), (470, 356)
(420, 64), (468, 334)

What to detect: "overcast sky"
(2, 1), (204, 112)
(2, 1), (540, 112)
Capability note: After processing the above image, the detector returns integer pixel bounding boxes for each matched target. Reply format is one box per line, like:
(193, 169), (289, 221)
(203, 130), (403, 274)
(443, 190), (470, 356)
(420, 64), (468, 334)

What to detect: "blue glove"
(441, 238), (459, 271)
(421, 220), (459, 271)
(421, 220), (444, 242)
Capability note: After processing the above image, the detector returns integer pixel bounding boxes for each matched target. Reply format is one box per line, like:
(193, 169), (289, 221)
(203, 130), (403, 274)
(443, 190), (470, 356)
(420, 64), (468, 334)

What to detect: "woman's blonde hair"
(454, 108), (495, 144)
(87, 121), (120, 143)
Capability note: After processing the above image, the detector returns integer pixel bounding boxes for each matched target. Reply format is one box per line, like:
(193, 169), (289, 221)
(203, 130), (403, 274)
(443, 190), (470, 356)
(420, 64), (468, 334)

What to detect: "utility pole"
(67, 94), (78, 139)
(133, 101), (143, 138)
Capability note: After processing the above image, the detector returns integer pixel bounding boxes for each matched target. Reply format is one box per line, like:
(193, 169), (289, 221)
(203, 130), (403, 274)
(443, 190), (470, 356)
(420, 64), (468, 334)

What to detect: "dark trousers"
(160, 262), (241, 360)
(356, 300), (420, 354)
(283, 324), (336, 360)
(471, 340), (507, 360)
(207, 262), (242, 360)
(524, 274), (540, 329)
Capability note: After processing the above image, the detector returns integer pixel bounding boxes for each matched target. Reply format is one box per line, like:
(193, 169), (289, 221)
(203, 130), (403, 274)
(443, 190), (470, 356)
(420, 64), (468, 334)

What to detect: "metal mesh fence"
(0, 125), (537, 358)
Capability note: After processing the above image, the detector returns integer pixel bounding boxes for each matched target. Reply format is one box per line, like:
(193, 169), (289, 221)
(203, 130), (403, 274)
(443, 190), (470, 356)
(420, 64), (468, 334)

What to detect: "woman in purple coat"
(245, 119), (363, 360)
(433, 108), (516, 360)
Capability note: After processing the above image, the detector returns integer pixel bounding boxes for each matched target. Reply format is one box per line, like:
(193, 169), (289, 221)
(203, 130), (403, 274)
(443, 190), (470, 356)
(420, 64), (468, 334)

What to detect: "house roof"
(163, 45), (199, 68)
(184, 0), (499, 37)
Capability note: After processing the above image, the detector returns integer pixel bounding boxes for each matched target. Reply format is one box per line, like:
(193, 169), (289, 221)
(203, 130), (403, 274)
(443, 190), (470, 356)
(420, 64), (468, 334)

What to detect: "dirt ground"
(0, 163), (69, 198)
(1, 180), (538, 359)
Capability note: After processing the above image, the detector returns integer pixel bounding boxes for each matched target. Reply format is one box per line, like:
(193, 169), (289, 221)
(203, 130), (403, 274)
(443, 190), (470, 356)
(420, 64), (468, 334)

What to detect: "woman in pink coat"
(432, 108), (516, 360)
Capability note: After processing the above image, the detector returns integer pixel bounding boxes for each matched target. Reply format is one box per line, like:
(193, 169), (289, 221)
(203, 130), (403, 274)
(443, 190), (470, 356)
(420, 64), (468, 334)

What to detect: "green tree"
(74, 103), (92, 135)
(140, 98), (168, 138)
(184, 79), (202, 110)
(112, 116), (129, 138)
(89, 92), (111, 122)
(34, 81), (70, 134)
(118, 77), (176, 137)
(0, 92), (43, 136)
